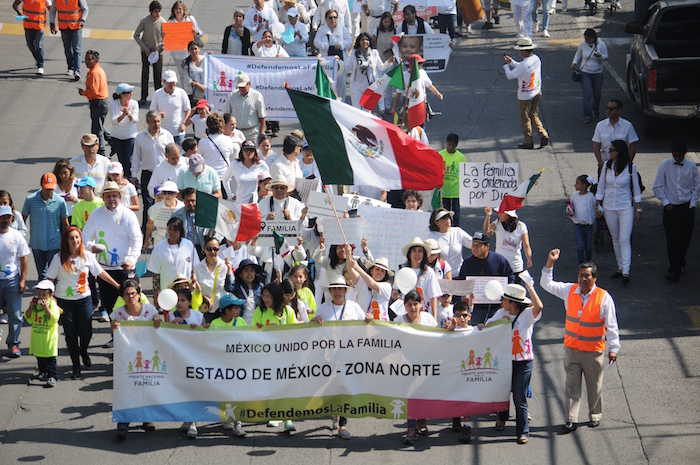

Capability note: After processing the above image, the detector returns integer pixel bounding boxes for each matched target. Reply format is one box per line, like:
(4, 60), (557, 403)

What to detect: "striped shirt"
(21, 191), (68, 250)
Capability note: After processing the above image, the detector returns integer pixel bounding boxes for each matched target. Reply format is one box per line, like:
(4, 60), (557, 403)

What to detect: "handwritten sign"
(459, 162), (519, 207)
(343, 193), (391, 210)
(294, 177), (319, 204)
(306, 191), (350, 218)
(163, 22), (195, 51)
(358, 205), (431, 270)
(322, 217), (364, 246)
(257, 219), (300, 247)
(468, 276), (508, 304)
(439, 278), (475, 297)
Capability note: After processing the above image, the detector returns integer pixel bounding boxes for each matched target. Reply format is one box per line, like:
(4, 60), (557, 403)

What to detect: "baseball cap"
(115, 83), (135, 95)
(108, 162), (124, 174)
(75, 177), (97, 189)
(287, 7), (299, 17)
(189, 153), (205, 174)
(195, 99), (210, 109)
(0, 205), (13, 217)
(472, 231), (491, 244)
(219, 294), (246, 310)
(33, 280), (55, 292)
(41, 172), (57, 189)
(163, 70), (178, 83)
(81, 133), (99, 146)
(241, 140), (256, 150)
(236, 73), (251, 87)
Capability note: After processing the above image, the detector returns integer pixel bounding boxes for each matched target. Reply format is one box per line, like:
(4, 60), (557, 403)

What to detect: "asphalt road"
(0, 1), (699, 464)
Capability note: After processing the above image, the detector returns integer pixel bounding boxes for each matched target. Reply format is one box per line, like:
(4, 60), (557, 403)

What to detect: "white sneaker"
(37, 67), (44, 75)
(331, 416), (339, 430)
(267, 420), (281, 427)
(338, 427), (352, 440)
(543, 30), (551, 38)
(187, 423), (198, 438)
(614, 1), (621, 8)
(66, 69), (74, 77)
(283, 420), (296, 432)
(100, 310), (109, 322)
(549, 7), (556, 14)
(179, 422), (189, 432)
(222, 421), (234, 430)
(232, 421), (247, 437)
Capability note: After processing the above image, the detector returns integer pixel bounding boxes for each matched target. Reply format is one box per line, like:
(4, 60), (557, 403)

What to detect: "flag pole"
(324, 186), (348, 245)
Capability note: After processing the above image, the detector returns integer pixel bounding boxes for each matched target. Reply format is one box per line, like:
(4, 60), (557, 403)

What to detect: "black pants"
(37, 356), (58, 379)
(98, 269), (133, 315)
(663, 203), (695, 274)
(140, 52), (163, 101)
(89, 98), (110, 155)
(141, 170), (154, 236)
(57, 296), (93, 370)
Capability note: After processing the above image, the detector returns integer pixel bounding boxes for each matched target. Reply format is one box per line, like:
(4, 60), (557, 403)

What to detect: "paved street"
(0, 1), (699, 464)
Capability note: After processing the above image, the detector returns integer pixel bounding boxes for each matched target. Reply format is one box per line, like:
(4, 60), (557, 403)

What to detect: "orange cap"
(41, 172), (57, 189)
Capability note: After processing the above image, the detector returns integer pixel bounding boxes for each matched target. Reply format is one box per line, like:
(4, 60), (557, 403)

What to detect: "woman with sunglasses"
(314, 9), (352, 101)
(193, 236), (232, 322)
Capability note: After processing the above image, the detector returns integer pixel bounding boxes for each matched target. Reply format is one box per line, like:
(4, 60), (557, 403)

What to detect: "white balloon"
(158, 288), (178, 311)
(395, 268), (418, 295)
(270, 22), (285, 39)
(484, 280), (504, 302)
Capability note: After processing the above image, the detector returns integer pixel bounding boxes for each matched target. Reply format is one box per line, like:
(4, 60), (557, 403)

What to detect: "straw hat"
(367, 257), (394, 277)
(502, 284), (532, 304)
(402, 237), (431, 257)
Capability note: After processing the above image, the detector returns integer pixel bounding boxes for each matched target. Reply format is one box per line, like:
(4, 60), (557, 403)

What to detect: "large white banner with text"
(204, 55), (337, 120)
(113, 321), (511, 423)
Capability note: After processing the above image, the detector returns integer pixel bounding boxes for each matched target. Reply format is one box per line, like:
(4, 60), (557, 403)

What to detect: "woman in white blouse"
(168, 0), (203, 85)
(182, 41), (205, 107)
(109, 83), (139, 178)
(253, 30), (290, 57)
(198, 113), (235, 186)
(570, 28), (607, 123)
(348, 32), (394, 110)
(427, 208), (473, 272)
(223, 140), (269, 202)
(314, 9), (352, 101)
(193, 236), (232, 322)
(595, 139), (642, 283)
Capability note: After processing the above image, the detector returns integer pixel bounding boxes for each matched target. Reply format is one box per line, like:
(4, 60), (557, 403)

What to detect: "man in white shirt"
(504, 38), (549, 150)
(652, 140), (700, 282)
(313, 0), (352, 32)
(245, 0), (279, 42)
(132, 110), (174, 230)
(145, 181), (184, 249)
(397, 5), (435, 35)
(361, 0), (397, 34)
(258, 175), (308, 226)
(150, 69), (192, 147)
(283, 8), (309, 57)
(82, 181), (143, 316)
(269, 133), (304, 190)
(592, 99), (639, 168)
(71, 133), (111, 193)
(147, 142), (189, 199)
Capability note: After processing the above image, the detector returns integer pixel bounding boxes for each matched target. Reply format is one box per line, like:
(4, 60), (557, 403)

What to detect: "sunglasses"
(606, 107), (618, 111)
(206, 247), (220, 252)
(455, 313), (470, 318)
(328, 16), (338, 19)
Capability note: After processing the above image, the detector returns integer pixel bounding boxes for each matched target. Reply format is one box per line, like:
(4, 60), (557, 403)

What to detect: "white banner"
(343, 193), (391, 210)
(358, 205), (431, 270)
(204, 55), (337, 120)
(459, 162), (519, 207)
(113, 321), (511, 422)
(322, 217), (364, 246)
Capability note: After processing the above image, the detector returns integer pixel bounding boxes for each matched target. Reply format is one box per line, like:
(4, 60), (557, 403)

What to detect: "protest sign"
(343, 193), (390, 210)
(257, 219), (301, 247)
(439, 278), (475, 297)
(113, 321), (511, 422)
(393, 6), (437, 22)
(294, 177), (319, 204)
(322, 217), (363, 246)
(358, 205), (431, 269)
(204, 55), (337, 120)
(398, 34), (453, 72)
(163, 22), (194, 51)
(469, 276), (508, 304)
(459, 162), (519, 207)
(307, 191), (350, 218)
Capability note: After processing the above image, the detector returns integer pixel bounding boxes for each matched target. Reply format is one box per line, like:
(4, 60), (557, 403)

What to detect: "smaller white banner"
(469, 276), (508, 304)
(307, 191), (350, 217)
(343, 193), (391, 210)
(439, 278), (475, 297)
(322, 217), (364, 246)
(459, 162), (519, 207)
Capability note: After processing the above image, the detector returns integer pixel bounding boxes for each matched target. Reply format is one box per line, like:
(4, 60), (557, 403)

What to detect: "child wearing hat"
(210, 295), (248, 327)
(71, 177), (104, 229)
(24, 280), (62, 387)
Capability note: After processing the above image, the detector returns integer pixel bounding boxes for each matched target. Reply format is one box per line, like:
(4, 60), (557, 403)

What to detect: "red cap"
(41, 172), (57, 189)
(410, 54), (426, 64)
(195, 99), (210, 109)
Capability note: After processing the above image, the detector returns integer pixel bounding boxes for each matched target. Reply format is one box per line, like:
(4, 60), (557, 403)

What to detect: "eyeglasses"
(328, 16), (338, 19)
(206, 247), (220, 252)
(455, 313), (470, 318)
(606, 107), (618, 111)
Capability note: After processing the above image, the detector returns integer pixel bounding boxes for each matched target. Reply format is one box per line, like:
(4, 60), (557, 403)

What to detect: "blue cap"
(75, 177), (97, 189)
(115, 83), (135, 95)
(220, 294), (246, 310)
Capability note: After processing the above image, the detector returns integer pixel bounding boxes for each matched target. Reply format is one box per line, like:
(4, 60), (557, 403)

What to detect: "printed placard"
(459, 162), (519, 207)
(398, 34), (453, 73)
(469, 276), (508, 304)
(257, 219), (300, 247)
(294, 177), (319, 204)
(163, 22), (195, 51)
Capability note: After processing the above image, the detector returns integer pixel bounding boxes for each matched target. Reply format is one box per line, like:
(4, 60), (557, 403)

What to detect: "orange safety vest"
(23, 0), (47, 30)
(564, 285), (607, 352)
(55, 0), (82, 30)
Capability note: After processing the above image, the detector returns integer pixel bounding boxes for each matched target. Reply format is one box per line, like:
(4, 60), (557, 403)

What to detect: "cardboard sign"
(439, 278), (475, 297)
(257, 219), (300, 247)
(306, 191), (350, 218)
(163, 22), (195, 51)
(322, 217), (363, 246)
(459, 162), (519, 207)
(394, 6), (437, 22)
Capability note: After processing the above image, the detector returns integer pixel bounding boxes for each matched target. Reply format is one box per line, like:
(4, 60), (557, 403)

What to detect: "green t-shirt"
(210, 316), (248, 327)
(71, 198), (105, 229)
(439, 149), (466, 198)
(251, 305), (297, 327)
(297, 287), (316, 319)
(24, 299), (61, 358)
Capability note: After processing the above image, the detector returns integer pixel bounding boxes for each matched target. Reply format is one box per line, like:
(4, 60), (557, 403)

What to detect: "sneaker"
(417, 419), (428, 435)
(493, 14), (500, 24)
(232, 421), (247, 437)
(102, 339), (114, 349)
(0, 314), (8, 324)
(517, 435), (529, 444)
(460, 425), (473, 443)
(116, 428), (128, 440)
(614, 1), (621, 8)
(9, 345), (21, 358)
(283, 420), (296, 432)
(533, 22), (540, 33)
(66, 69), (74, 77)
(403, 427), (416, 445)
(452, 418), (461, 432)
(44, 377), (57, 388)
(331, 416), (339, 430)
(549, 7), (556, 14)
(338, 427), (352, 440)
(37, 67), (44, 75)
(180, 422), (190, 432)
(31, 371), (45, 381)
(187, 423), (198, 438)
(267, 420), (281, 427)
(482, 21), (494, 30)
(222, 421), (234, 430)
(100, 310), (110, 322)
(543, 30), (551, 38)
(74, 73), (81, 81)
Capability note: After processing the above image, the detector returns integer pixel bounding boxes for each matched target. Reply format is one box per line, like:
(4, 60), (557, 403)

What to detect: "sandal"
(495, 420), (505, 431)
(417, 419), (428, 435)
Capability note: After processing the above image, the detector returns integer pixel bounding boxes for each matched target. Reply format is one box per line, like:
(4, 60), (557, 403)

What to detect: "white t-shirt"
(172, 308), (205, 326)
(150, 87), (192, 137)
(401, 312), (438, 327)
(485, 306), (541, 361)
(199, 134), (235, 180)
(190, 114), (208, 140)
(0, 229), (30, 280)
(491, 220), (529, 273)
(432, 257), (452, 280)
(148, 200), (185, 246)
(436, 303), (454, 328)
(504, 54), (542, 101)
(147, 238), (198, 290)
(224, 159), (270, 203)
(355, 280), (392, 321)
(46, 251), (104, 300)
(427, 228), (472, 274)
(316, 300), (367, 321)
(570, 191), (596, 226)
(394, 266), (442, 314)
(119, 182), (139, 207)
(110, 303), (159, 321)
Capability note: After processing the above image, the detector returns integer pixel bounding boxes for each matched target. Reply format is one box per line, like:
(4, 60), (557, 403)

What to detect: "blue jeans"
(90, 99), (111, 155)
(532, 0), (552, 31)
(0, 276), (23, 348)
(173, 134), (185, 148)
(498, 359), (533, 437)
(111, 137), (135, 181)
(581, 72), (604, 120)
(442, 197), (461, 227)
(573, 223), (593, 264)
(33, 249), (59, 281)
(60, 28), (82, 74)
(437, 14), (455, 39)
(24, 28), (45, 68)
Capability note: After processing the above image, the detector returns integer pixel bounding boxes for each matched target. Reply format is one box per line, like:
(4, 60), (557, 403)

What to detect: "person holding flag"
(404, 54), (442, 129)
(349, 32), (394, 111)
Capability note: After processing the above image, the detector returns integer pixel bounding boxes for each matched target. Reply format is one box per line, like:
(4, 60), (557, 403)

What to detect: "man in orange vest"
(12, 0), (51, 75)
(540, 248), (619, 432)
(49, 0), (88, 80)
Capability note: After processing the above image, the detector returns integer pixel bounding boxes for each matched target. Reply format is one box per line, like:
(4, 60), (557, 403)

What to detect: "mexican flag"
(498, 169), (545, 212)
(315, 57), (337, 100)
(360, 65), (405, 111)
(407, 58), (426, 129)
(195, 191), (262, 242)
(286, 86), (444, 190)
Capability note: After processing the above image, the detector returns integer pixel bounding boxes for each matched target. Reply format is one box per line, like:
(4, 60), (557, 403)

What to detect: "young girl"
(228, 258), (265, 326)
(484, 207), (532, 284)
(167, 288), (205, 328)
(346, 255), (392, 321)
(288, 264), (317, 319)
(281, 278), (309, 323)
(399, 237), (442, 320)
(257, 134), (278, 165)
(25, 280), (61, 387)
(53, 159), (79, 219)
(481, 283), (543, 445)
(569, 175), (597, 264)
(107, 162), (140, 212)
(424, 238), (452, 280)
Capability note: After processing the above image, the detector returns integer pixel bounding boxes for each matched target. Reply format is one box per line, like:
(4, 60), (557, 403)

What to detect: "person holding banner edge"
(399, 237), (441, 320)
